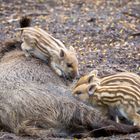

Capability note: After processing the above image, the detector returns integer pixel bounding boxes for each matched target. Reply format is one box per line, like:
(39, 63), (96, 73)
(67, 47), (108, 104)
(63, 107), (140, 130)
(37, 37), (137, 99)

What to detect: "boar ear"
(60, 49), (65, 58)
(69, 46), (76, 53)
(88, 84), (96, 96)
(89, 70), (98, 77)
(88, 75), (94, 83)
(88, 70), (98, 83)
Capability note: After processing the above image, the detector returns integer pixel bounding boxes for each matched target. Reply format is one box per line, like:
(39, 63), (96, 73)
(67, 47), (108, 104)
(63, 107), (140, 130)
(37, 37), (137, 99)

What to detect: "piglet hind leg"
(122, 105), (140, 126)
(129, 111), (140, 126)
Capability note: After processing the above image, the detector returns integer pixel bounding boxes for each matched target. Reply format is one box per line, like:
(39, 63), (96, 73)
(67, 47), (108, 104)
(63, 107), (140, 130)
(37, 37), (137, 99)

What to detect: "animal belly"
(33, 49), (49, 63)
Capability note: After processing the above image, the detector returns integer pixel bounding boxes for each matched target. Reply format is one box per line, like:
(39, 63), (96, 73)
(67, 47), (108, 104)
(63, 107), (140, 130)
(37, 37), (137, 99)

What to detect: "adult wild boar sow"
(0, 42), (139, 138)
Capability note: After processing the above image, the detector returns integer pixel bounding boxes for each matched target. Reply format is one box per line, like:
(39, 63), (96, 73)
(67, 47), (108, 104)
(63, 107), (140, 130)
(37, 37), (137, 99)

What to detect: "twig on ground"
(83, 125), (114, 138)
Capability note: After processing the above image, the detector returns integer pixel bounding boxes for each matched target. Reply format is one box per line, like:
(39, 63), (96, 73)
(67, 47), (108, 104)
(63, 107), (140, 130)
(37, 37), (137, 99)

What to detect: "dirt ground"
(0, 0), (140, 139)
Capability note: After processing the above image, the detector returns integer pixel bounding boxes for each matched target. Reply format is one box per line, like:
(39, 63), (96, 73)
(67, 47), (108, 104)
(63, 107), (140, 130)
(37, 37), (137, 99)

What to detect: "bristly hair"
(4, 39), (21, 52)
(20, 16), (31, 28)
(0, 39), (21, 59)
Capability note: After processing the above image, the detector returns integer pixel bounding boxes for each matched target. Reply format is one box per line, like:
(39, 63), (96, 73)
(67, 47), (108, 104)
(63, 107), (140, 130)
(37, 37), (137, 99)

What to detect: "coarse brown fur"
(0, 42), (140, 138)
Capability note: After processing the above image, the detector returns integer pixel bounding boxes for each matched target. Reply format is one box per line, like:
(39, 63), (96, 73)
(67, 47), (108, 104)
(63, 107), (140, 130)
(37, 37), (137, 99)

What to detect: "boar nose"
(70, 72), (80, 80)
(75, 74), (80, 80)
(74, 70), (80, 79)
(75, 71), (81, 79)
(67, 73), (76, 80)
(67, 70), (80, 80)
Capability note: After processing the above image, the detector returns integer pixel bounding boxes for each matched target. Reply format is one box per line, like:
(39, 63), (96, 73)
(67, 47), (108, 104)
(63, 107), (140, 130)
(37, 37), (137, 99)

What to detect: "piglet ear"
(89, 70), (98, 77)
(60, 49), (65, 58)
(69, 46), (76, 53)
(88, 84), (96, 96)
(88, 75), (94, 83)
(88, 70), (99, 84)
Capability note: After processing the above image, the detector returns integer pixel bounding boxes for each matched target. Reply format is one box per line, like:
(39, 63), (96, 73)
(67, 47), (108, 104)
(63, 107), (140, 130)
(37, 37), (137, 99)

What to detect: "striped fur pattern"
(72, 71), (140, 126)
(17, 26), (79, 80)
(74, 71), (140, 89)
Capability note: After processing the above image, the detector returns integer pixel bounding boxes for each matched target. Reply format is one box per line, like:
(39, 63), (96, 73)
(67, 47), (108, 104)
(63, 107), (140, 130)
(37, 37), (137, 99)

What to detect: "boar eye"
(76, 91), (82, 95)
(67, 63), (72, 68)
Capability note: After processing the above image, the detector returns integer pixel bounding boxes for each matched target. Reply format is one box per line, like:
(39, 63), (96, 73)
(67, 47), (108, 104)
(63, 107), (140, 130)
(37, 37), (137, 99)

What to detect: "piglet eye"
(67, 63), (72, 68)
(76, 91), (82, 95)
